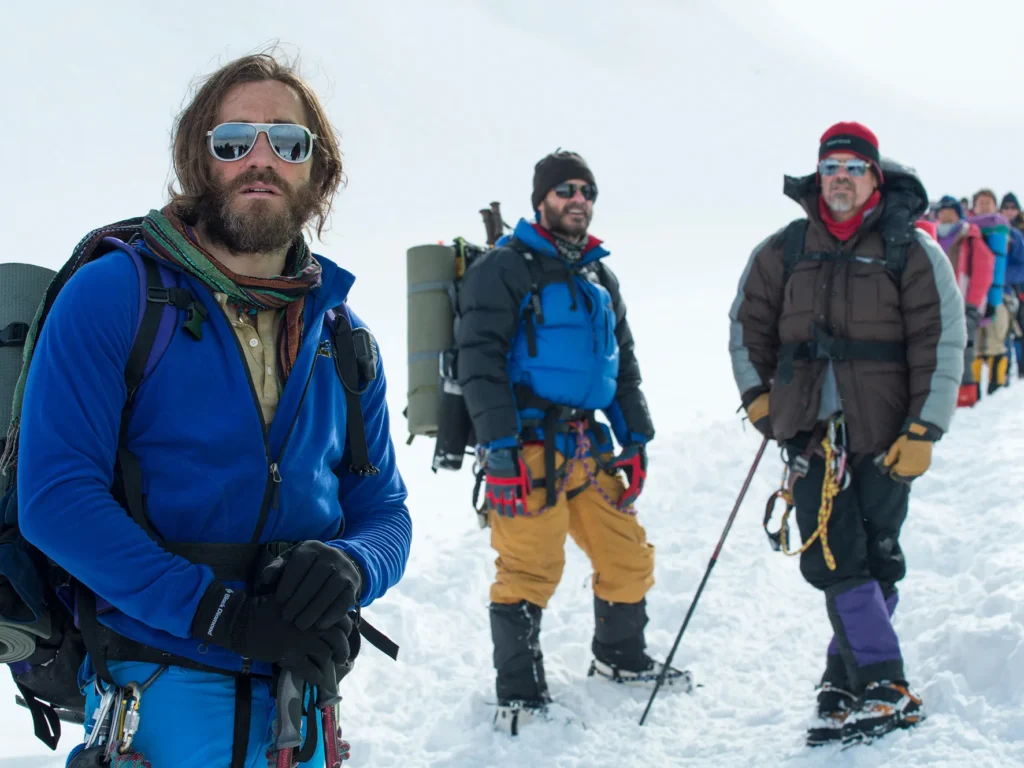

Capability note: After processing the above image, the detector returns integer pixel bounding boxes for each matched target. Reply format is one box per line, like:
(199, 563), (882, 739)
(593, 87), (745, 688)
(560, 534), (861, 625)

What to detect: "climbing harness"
(762, 417), (851, 571)
(472, 421), (637, 523)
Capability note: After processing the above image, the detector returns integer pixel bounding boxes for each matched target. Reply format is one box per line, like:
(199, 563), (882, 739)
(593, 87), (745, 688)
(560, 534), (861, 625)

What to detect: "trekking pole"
(638, 436), (770, 726)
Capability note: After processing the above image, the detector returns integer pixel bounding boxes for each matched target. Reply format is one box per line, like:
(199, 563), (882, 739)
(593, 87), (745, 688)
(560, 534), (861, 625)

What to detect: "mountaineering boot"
(971, 357), (984, 402)
(587, 597), (694, 691)
(490, 601), (550, 734)
(806, 682), (856, 747)
(587, 656), (693, 690)
(493, 700), (586, 736)
(988, 355), (1009, 394)
(493, 700), (548, 736)
(840, 681), (924, 745)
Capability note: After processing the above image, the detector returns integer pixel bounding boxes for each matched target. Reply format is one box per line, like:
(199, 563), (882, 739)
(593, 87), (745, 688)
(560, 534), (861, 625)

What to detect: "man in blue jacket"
(14, 53), (411, 766)
(455, 150), (687, 735)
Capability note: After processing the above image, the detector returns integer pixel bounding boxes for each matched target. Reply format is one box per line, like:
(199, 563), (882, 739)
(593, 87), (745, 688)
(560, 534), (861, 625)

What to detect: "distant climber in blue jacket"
(999, 192), (1024, 377)
(15, 53), (411, 767)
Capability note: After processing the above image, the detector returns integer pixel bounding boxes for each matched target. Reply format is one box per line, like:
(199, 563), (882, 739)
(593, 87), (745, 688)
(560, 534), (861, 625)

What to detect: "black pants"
(787, 440), (910, 690)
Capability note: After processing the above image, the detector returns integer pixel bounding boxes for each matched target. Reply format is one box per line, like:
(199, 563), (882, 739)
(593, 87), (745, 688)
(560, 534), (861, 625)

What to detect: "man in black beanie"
(455, 150), (688, 734)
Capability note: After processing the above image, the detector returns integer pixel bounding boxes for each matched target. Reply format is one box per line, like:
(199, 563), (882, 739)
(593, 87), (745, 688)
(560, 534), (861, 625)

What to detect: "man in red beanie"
(729, 123), (965, 747)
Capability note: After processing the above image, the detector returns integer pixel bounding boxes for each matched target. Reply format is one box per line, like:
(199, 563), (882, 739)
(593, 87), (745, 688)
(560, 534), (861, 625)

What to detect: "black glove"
(263, 541), (363, 632)
(984, 302), (997, 319)
(484, 447), (533, 517)
(191, 582), (347, 689)
(612, 443), (648, 509)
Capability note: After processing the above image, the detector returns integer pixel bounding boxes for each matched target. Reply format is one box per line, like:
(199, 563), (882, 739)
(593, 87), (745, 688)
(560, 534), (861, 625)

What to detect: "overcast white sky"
(3, 0), (1023, 428)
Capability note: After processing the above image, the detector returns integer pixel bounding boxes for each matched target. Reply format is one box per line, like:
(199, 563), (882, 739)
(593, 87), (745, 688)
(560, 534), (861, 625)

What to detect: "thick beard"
(542, 199), (590, 240)
(198, 169), (318, 255)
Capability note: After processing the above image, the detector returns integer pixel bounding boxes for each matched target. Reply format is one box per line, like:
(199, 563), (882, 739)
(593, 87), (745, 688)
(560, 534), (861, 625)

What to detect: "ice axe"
(275, 665), (349, 767)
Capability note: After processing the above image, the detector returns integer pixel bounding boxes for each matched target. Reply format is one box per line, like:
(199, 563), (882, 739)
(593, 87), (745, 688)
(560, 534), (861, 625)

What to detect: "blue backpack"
(0, 218), (392, 750)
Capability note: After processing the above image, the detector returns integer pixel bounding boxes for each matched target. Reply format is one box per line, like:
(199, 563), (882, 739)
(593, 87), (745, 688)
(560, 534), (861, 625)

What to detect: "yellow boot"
(972, 357), (985, 400)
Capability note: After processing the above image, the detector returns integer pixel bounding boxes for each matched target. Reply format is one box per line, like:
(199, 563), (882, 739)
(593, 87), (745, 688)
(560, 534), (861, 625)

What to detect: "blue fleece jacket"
(17, 244), (411, 674)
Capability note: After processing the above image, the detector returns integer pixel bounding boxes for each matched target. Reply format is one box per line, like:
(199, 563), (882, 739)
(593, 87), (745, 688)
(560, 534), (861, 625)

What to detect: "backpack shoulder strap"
(883, 238), (909, 282)
(328, 305), (380, 477)
(504, 239), (568, 357)
(325, 306), (400, 661)
(112, 245), (184, 542)
(106, 242), (205, 541)
(782, 218), (811, 284)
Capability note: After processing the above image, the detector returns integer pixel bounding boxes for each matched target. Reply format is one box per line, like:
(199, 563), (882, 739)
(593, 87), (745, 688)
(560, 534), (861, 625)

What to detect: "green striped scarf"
(141, 208), (322, 379)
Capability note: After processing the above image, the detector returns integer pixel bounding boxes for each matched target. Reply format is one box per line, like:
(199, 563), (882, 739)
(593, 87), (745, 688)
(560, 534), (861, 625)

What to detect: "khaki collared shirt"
(213, 293), (283, 425)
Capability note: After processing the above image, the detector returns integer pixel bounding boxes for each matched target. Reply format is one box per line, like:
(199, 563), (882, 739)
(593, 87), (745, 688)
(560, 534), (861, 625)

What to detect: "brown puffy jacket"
(729, 165), (966, 455)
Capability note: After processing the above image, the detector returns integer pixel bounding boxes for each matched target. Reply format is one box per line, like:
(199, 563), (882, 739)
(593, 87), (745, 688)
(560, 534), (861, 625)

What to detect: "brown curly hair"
(168, 49), (344, 239)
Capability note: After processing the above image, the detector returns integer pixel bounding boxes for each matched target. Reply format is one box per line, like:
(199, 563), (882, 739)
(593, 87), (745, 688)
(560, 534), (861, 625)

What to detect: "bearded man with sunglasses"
(730, 122), (964, 747)
(455, 150), (687, 735)
(15, 53), (411, 766)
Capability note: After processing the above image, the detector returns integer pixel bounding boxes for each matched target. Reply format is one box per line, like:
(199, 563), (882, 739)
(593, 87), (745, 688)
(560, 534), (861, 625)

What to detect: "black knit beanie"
(531, 150), (597, 210)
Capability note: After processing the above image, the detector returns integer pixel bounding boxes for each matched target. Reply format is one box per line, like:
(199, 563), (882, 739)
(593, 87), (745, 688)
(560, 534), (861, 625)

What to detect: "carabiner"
(763, 489), (793, 552)
(117, 682), (143, 755)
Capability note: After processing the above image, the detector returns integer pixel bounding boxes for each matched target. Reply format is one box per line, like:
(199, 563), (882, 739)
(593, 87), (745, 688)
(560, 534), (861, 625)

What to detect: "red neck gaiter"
(818, 189), (882, 241)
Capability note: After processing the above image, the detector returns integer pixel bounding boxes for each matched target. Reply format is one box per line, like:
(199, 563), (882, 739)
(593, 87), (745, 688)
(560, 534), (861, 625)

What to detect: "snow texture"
(4, 385), (1023, 767)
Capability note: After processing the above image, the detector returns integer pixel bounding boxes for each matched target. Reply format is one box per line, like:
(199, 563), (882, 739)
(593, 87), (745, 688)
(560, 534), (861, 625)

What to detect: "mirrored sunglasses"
(207, 122), (317, 164)
(818, 158), (869, 178)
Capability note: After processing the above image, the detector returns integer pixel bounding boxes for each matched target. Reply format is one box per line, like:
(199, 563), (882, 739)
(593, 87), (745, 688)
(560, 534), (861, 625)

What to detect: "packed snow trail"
(3, 389), (1022, 767)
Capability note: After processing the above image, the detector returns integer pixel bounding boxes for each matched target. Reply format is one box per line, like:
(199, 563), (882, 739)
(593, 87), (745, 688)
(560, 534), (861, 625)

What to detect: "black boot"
(806, 681), (856, 747)
(490, 601), (549, 707)
(591, 596), (649, 671)
(588, 597), (693, 690)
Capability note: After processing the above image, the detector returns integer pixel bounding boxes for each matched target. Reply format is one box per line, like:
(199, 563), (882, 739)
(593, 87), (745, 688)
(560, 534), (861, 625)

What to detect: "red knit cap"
(819, 121), (883, 182)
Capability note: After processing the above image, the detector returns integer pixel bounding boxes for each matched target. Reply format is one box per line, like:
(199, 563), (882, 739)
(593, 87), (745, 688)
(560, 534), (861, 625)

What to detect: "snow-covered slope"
(4, 384), (1022, 767)
(3, 2), (1024, 766)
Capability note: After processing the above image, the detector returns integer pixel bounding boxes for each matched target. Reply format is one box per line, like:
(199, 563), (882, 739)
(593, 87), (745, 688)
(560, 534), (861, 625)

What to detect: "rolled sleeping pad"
(0, 614), (51, 663)
(406, 245), (457, 437)
(0, 263), (57, 432)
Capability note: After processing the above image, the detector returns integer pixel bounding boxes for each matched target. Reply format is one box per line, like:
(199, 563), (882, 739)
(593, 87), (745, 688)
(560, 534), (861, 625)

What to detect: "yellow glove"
(880, 420), (940, 482)
(745, 392), (771, 438)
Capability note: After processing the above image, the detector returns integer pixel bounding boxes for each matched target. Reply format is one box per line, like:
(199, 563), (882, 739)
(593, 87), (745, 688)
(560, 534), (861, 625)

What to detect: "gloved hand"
(744, 392), (772, 438)
(484, 447), (532, 517)
(612, 443), (647, 509)
(260, 541), (363, 632)
(980, 302), (997, 327)
(877, 420), (942, 483)
(191, 582), (348, 689)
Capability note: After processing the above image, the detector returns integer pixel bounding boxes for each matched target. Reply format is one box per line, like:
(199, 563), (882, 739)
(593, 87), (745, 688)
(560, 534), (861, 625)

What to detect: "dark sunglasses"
(818, 158), (869, 178)
(553, 182), (598, 202)
(206, 122), (317, 164)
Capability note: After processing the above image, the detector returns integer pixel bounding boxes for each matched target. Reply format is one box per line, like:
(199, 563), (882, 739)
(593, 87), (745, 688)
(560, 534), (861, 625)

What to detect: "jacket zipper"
(249, 340), (325, 544)
(223, 327), (276, 545)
